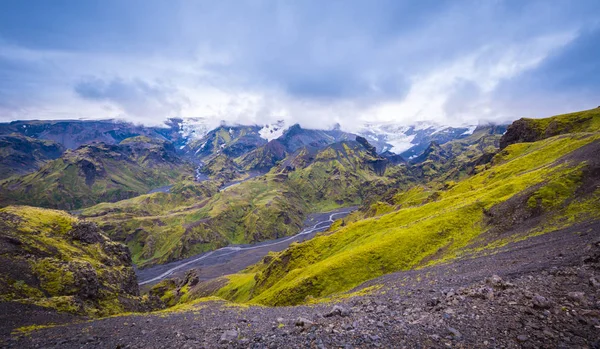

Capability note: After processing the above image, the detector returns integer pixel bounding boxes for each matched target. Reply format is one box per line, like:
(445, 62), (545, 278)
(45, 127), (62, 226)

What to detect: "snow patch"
(388, 134), (417, 153)
(259, 120), (286, 141)
(461, 125), (478, 135)
(179, 118), (213, 141)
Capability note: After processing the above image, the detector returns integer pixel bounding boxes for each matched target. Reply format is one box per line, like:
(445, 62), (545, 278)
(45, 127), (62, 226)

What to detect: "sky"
(0, 0), (599, 130)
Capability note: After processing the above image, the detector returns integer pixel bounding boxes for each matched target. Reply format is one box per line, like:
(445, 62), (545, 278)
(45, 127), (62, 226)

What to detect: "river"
(136, 206), (357, 286)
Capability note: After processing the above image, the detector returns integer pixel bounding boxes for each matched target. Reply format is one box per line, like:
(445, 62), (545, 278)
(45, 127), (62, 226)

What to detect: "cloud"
(0, 0), (599, 128)
(74, 78), (187, 123)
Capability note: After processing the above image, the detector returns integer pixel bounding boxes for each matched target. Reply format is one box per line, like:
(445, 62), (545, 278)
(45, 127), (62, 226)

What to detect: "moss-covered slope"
(82, 175), (305, 268)
(0, 137), (194, 210)
(197, 110), (600, 306)
(185, 125), (266, 160)
(285, 140), (396, 211)
(236, 140), (288, 172)
(0, 134), (64, 180)
(81, 138), (398, 268)
(0, 206), (155, 316)
(500, 107), (600, 149)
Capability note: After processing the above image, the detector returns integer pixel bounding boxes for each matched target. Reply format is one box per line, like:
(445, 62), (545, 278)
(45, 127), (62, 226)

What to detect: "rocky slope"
(0, 136), (194, 210)
(3, 217), (599, 348)
(0, 206), (157, 326)
(500, 107), (600, 149)
(183, 125), (266, 160)
(0, 134), (64, 180)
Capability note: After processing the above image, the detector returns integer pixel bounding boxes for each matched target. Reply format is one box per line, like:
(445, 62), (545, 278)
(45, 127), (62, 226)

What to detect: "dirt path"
(136, 207), (357, 286)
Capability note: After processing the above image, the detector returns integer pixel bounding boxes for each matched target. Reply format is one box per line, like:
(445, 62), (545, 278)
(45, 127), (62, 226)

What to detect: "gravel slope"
(2, 220), (600, 349)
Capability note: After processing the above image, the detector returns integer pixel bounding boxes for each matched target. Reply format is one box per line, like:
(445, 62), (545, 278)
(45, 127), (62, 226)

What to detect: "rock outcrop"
(0, 206), (155, 317)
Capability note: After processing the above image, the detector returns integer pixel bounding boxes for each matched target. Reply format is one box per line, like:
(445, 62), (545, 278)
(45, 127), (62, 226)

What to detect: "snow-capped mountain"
(355, 121), (478, 158)
(174, 117), (485, 159)
(177, 117), (215, 141)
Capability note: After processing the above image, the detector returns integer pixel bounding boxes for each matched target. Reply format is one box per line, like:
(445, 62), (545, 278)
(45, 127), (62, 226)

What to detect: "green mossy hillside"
(236, 140), (288, 172)
(81, 139), (400, 268)
(185, 125), (266, 160)
(202, 128), (600, 306)
(500, 107), (600, 149)
(0, 139), (194, 210)
(83, 175), (307, 268)
(199, 153), (246, 182)
(285, 141), (399, 211)
(0, 206), (158, 316)
(0, 133), (65, 180)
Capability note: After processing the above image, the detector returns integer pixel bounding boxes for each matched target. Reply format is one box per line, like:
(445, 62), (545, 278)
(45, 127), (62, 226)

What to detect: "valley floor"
(3, 220), (599, 348)
(137, 207), (358, 287)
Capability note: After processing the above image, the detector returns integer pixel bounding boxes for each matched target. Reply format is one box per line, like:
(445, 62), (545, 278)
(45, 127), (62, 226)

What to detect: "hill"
(0, 206), (157, 321)
(0, 134), (64, 180)
(79, 137), (398, 268)
(0, 137), (194, 210)
(183, 108), (600, 306)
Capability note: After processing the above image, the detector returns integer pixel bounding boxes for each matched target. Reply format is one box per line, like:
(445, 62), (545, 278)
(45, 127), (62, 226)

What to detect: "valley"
(2, 2), (600, 347)
(0, 107), (599, 348)
(137, 207), (356, 286)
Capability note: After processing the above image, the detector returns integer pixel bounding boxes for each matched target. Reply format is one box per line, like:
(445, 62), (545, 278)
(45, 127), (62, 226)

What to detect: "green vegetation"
(0, 206), (148, 316)
(0, 138), (194, 210)
(0, 133), (64, 180)
(198, 121), (600, 306)
(500, 107), (600, 148)
(83, 174), (306, 267)
(285, 141), (396, 211)
(521, 108), (600, 136)
(82, 140), (398, 267)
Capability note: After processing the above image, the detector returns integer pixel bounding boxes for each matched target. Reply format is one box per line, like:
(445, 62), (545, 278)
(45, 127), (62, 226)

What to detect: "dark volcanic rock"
(356, 136), (377, 156)
(69, 222), (104, 244)
(0, 206), (149, 335)
(380, 150), (405, 165)
(499, 119), (541, 149)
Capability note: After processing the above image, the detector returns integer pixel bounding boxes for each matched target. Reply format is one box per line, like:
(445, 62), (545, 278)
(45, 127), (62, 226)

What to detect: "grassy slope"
(204, 110), (600, 306)
(83, 141), (396, 267)
(285, 142), (396, 211)
(501, 107), (600, 148)
(0, 206), (147, 316)
(83, 175), (307, 267)
(0, 134), (64, 180)
(0, 139), (193, 210)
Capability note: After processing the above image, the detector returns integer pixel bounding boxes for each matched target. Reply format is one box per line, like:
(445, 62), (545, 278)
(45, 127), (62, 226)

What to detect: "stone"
(69, 222), (104, 244)
(220, 329), (238, 344)
(486, 275), (513, 289)
(447, 327), (462, 339)
(295, 317), (315, 328)
(324, 305), (350, 317)
(532, 294), (552, 309)
(567, 292), (585, 303)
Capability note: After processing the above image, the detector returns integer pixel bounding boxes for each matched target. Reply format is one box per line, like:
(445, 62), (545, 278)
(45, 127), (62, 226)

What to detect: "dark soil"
(2, 219), (599, 348)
